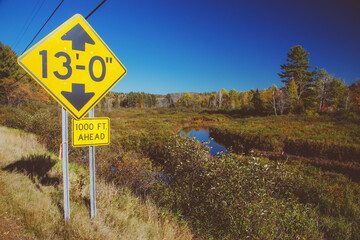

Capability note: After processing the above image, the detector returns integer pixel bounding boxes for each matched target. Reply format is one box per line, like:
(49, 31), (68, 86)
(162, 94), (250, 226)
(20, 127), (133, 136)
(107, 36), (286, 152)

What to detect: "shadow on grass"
(2, 153), (59, 186)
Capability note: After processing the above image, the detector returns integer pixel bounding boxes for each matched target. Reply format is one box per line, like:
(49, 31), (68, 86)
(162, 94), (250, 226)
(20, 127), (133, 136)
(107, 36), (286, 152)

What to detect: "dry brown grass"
(0, 126), (46, 167)
(0, 171), (61, 237)
(0, 126), (194, 239)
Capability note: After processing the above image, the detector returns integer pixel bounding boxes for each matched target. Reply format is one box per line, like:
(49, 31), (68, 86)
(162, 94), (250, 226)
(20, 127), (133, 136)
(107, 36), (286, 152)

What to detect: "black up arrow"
(61, 84), (95, 111)
(61, 23), (95, 51)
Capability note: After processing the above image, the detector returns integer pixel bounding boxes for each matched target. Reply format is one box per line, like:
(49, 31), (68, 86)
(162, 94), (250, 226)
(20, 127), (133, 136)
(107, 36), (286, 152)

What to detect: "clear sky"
(0, 0), (359, 94)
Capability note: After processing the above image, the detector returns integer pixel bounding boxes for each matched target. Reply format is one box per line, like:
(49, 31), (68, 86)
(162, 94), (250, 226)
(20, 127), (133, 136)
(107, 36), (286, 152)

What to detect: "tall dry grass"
(0, 126), (46, 167)
(0, 126), (194, 239)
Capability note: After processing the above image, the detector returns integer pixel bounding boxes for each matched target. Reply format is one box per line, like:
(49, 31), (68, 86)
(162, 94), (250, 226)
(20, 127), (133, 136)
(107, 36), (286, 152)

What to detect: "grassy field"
(0, 126), (193, 239)
(210, 114), (360, 151)
(209, 114), (360, 182)
(99, 107), (229, 135)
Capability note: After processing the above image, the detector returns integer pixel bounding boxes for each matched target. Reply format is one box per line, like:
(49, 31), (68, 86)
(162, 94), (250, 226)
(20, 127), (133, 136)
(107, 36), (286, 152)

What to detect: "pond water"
(178, 128), (229, 156)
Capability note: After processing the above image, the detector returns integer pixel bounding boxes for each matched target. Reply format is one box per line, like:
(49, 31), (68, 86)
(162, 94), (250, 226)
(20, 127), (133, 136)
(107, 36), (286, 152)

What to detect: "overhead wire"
(22, 0), (65, 55)
(86, 0), (107, 19)
(13, 0), (47, 51)
(16, 0), (108, 83)
(11, 0), (65, 84)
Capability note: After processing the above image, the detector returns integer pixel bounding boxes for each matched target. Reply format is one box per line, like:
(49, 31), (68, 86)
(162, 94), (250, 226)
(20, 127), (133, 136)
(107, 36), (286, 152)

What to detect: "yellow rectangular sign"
(72, 118), (110, 147)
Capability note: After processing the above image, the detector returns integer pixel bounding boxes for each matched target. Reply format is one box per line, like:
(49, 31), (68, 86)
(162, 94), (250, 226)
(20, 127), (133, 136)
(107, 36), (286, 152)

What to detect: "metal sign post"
(89, 108), (96, 218)
(17, 13), (125, 222)
(62, 107), (70, 221)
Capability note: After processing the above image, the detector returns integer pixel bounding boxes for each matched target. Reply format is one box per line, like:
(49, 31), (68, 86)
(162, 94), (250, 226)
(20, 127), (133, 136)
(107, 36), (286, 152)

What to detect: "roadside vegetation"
(2, 105), (360, 239)
(0, 126), (193, 239)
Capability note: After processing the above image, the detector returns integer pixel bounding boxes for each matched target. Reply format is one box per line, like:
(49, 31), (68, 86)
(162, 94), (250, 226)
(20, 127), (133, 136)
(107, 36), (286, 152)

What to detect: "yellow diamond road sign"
(18, 14), (126, 119)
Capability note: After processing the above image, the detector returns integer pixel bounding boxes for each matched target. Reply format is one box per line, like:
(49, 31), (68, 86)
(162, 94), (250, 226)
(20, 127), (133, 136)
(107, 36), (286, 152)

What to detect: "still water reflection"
(178, 128), (229, 156)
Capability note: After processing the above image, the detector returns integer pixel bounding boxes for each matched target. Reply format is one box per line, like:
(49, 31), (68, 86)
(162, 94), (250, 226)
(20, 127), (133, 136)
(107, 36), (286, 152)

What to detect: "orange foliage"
(352, 93), (360, 107)
(1, 77), (52, 106)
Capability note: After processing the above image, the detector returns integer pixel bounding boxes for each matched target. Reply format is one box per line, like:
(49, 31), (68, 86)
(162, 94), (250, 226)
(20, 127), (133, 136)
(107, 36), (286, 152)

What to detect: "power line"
(21, 0), (107, 55)
(22, 0), (65, 55)
(13, 0), (46, 51)
(16, 0), (107, 84)
(7, 0), (64, 87)
(86, 0), (107, 19)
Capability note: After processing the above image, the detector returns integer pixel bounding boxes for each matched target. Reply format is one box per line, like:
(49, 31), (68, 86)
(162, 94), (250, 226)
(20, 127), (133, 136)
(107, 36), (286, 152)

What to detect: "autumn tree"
(330, 77), (347, 110)
(0, 43), (21, 80)
(165, 94), (173, 107)
(222, 89), (230, 108)
(238, 91), (247, 106)
(349, 79), (360, 111)
(218, 89), (222, 108)
(182, 93), (192, 107)
(195, 94), (202, 107)
(315, 69), (348, 111)
(0, 41), (51, 106)
(229, 89), (240, 109)
(126, 92), (137, 107)
(286, 79), (299, 112)
(217, 89), (230, 108)
(0, 42), (24, 105)
(315, 69), (332, 111)
(209, 92), (217, 108)
(202, 94), (209, 108)
(265, 84), (278, 116)
(120, 92), (157, 108)
(240, 91), (253, 110)
(278, 45), (317, 111)
(277, 89), (286, 115)
(110, 92), (121, 108)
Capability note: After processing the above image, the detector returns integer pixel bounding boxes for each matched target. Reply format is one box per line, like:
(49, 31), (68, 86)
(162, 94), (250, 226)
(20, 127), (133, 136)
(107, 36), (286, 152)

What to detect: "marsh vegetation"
(1, 106), (360, 239)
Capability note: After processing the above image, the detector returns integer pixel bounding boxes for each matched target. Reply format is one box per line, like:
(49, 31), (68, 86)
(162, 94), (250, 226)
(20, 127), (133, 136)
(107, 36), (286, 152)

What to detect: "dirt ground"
(0, 213), (34, 240)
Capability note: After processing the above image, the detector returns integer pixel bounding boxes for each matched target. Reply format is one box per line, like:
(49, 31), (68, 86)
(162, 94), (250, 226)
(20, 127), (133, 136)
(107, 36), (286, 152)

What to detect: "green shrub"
(287, 165), (360, 239)
(0, 106), (31, 130)
(151, 136), (326, 239)
(95, 140), (157, 193)
(0, 105), (61, 153)
(25, 107), (61, 153)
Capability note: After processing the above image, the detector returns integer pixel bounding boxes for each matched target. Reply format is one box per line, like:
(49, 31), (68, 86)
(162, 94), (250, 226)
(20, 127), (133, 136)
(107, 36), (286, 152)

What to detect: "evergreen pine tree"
(251, 89), (264, 115)
(278, 45), (317, 110)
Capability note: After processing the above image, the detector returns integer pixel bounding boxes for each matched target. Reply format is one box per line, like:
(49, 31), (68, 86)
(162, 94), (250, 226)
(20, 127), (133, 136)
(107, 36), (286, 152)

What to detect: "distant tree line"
(97, 92), (157, 111)
(1, 41), (359, 115)
(165, 45), (360, 115)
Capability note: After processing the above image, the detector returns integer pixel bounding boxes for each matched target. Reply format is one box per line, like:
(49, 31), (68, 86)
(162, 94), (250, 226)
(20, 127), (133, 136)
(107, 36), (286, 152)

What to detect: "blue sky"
(0, 0), (359, 94)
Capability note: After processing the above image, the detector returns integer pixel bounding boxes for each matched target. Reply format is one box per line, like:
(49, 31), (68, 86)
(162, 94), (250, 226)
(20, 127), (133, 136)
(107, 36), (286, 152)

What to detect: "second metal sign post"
(18, 13), (126, 222)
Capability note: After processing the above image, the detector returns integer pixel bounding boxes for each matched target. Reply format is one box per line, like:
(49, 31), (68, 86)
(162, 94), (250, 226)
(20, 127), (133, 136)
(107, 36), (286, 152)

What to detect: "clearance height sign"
(72, 118), (110, 147)
(18, 14), (126, 120)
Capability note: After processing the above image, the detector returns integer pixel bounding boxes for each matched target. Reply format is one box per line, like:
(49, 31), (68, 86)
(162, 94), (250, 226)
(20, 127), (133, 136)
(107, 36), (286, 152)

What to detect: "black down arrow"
(61, 23), (95, 51)
(61, 84), (94, 111)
